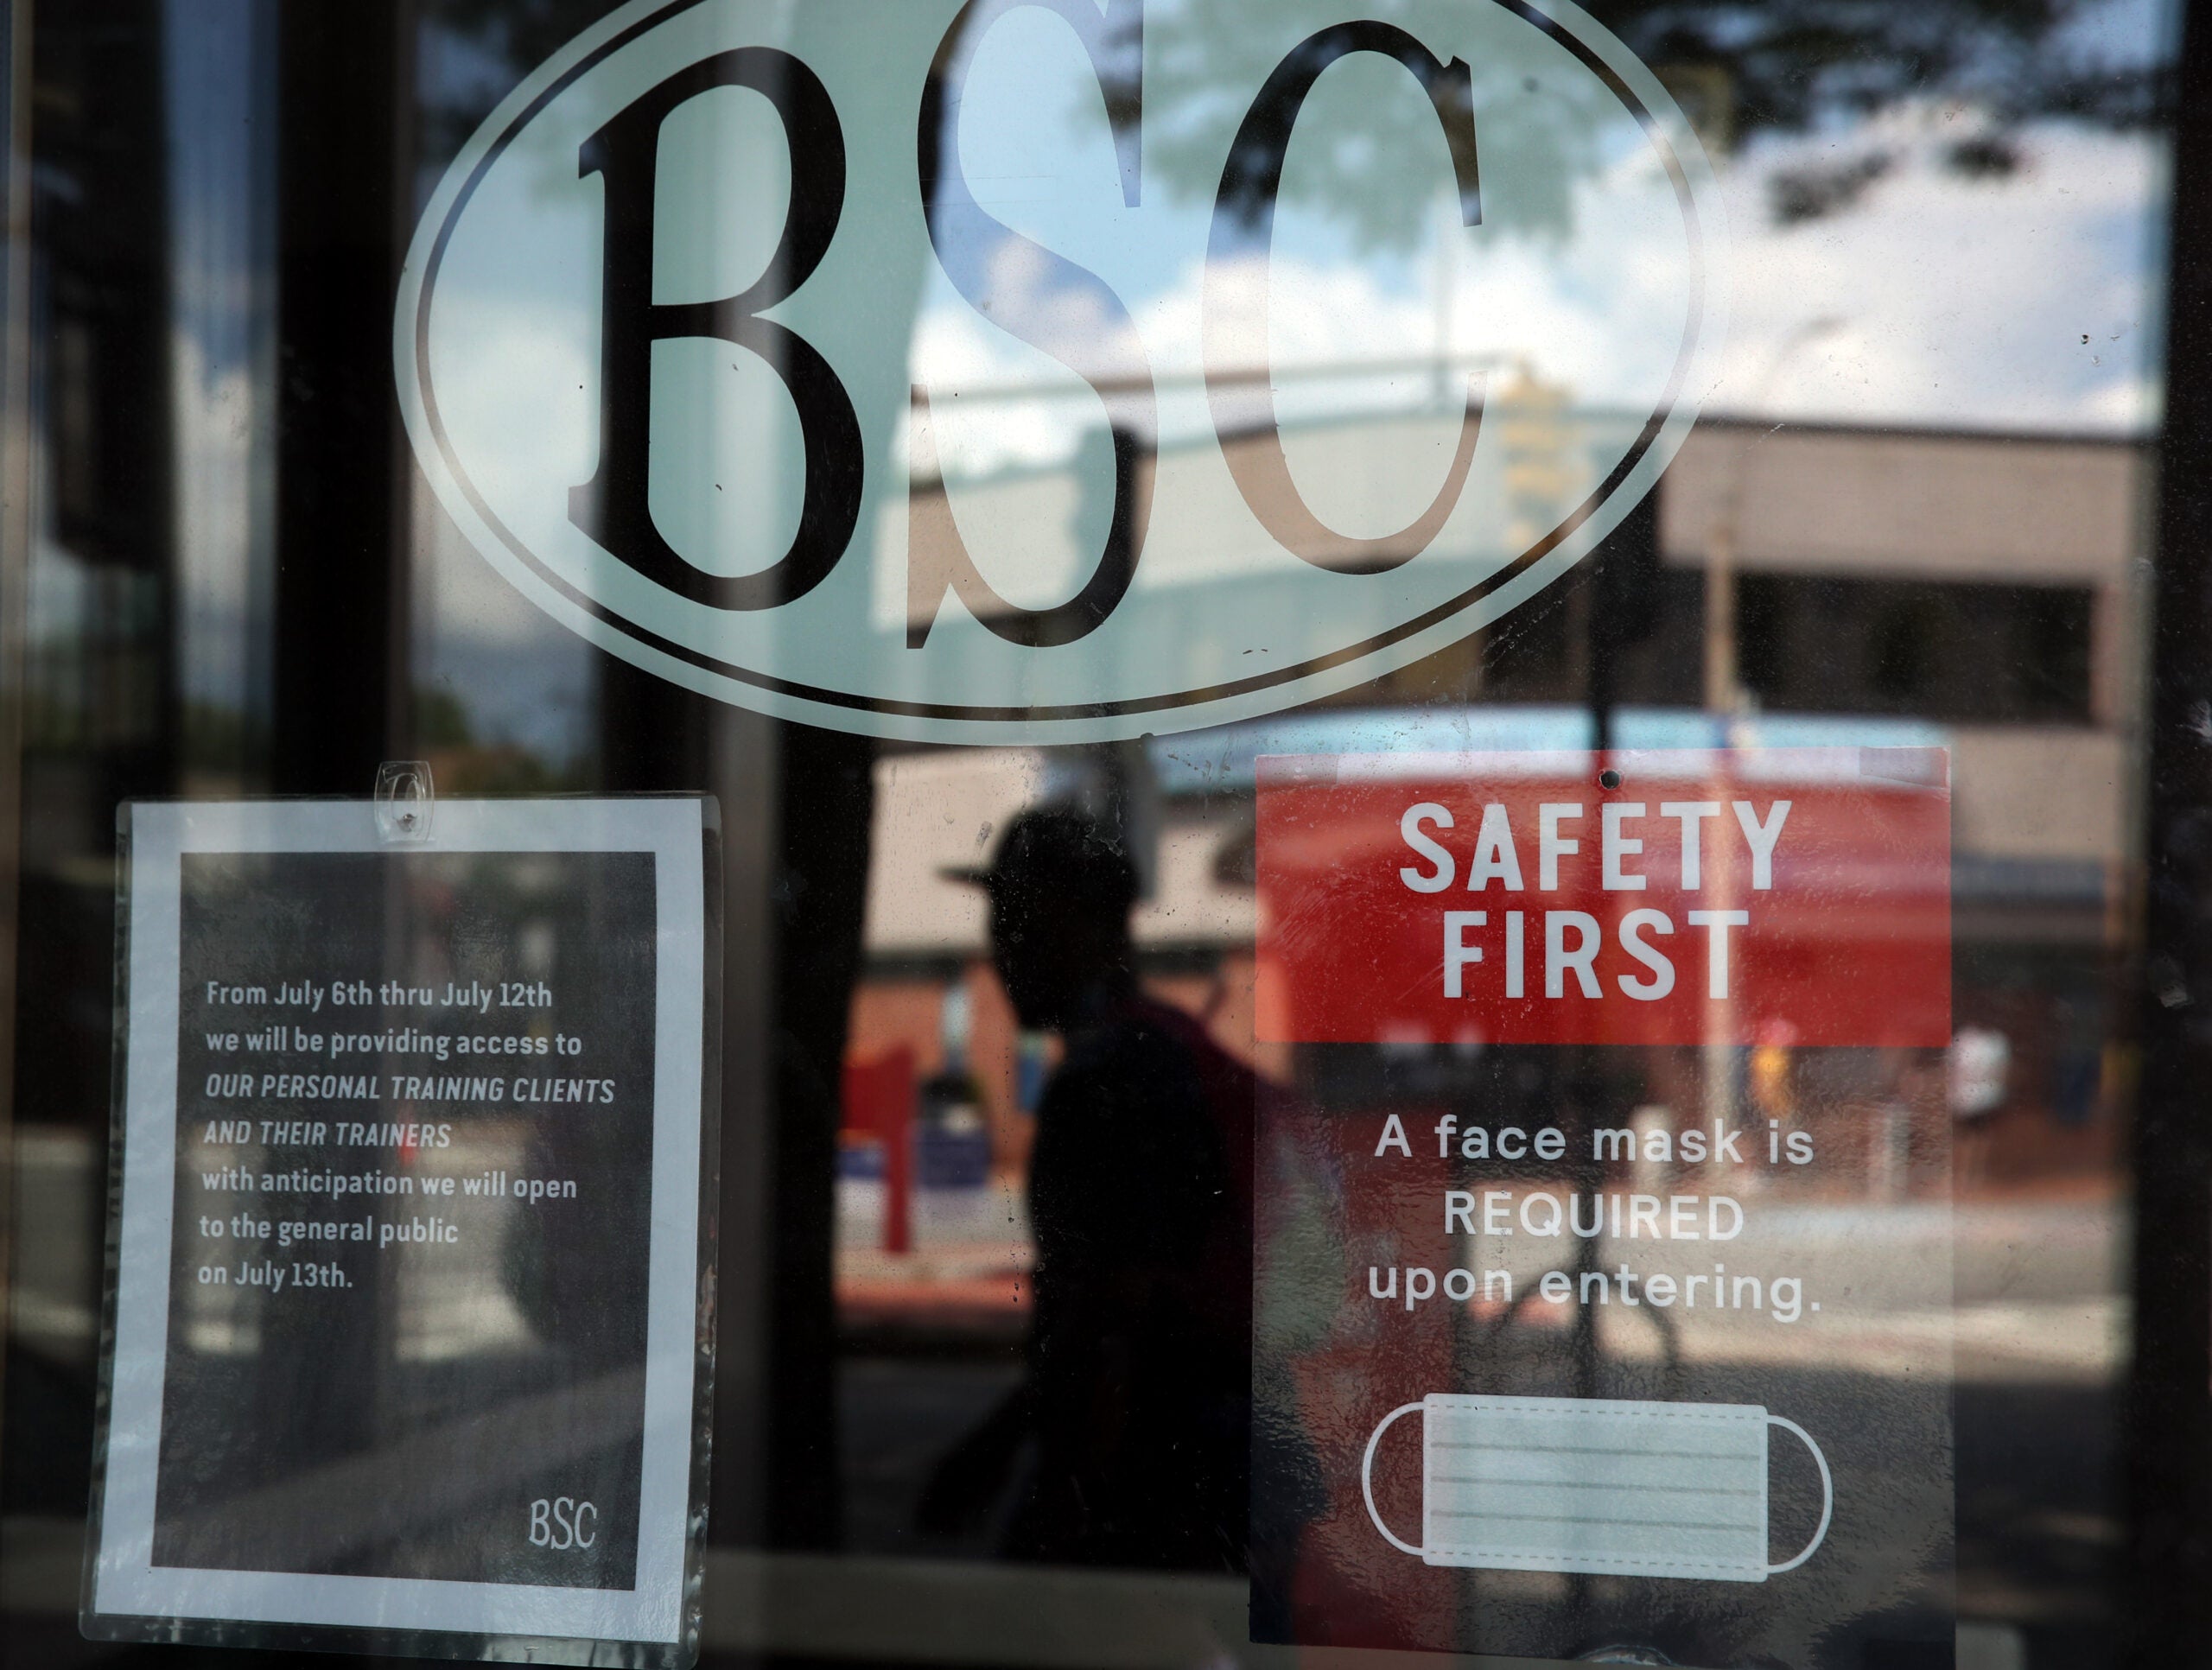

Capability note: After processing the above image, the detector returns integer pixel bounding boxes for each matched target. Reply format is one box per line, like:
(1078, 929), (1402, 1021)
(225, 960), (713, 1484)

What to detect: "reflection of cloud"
(912, 200), (1685, 479)
(2082, 374), (2163, 429)
(432, 295), (598, 513)
(173, 333), (266, 708)
(913, 106), (2164, 480)
(1715, 112), (2162, 433)
(173, 335), (257, 615)
(414, 36), (2165, 739)
(416, 461), (597, 759)
(415, 294), (597, 757)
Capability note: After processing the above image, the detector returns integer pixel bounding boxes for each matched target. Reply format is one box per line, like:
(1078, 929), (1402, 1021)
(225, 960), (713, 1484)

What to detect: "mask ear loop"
(1764, 1414), (1834, 1574)
(1362, 1401), (1428, 1556)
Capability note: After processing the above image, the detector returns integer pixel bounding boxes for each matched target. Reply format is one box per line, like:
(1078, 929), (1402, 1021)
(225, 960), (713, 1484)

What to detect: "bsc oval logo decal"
(397, 0), (1726, 742)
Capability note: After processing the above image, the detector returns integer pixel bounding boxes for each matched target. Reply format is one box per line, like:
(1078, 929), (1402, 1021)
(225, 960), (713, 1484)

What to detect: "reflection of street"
(10, 1121), (552, 1368)
(5, 1123), (2133, 1655)
(0, 1124), (2132, 1660)
(836, 1172), (1033, 1341)
(1408, 1193), (2115, 1661)
(1469, 1196), (2121, 1386)
(832, 1188), (2126, 1662)
(391, 1122), (540, 1362)
(7, 1121), (632, 1555)
(168, 1120), (547, 1364)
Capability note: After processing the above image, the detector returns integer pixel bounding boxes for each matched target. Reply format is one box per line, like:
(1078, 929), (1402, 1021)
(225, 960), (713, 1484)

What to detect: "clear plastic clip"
(374, 760), (435, 844)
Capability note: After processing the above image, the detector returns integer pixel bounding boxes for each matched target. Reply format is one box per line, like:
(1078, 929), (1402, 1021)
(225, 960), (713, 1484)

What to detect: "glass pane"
(0, 0), (2189, 1666)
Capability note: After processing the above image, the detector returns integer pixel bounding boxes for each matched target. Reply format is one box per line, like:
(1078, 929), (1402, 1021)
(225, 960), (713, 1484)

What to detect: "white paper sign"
(85, 799), (715, 1666)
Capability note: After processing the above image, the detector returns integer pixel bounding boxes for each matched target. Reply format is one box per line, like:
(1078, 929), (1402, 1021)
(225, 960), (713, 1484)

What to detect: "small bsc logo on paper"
(528, 1496), (598, 1551)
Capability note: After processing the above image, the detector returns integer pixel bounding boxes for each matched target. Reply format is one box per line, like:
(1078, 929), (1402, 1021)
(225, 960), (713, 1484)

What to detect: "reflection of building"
(1665, 420), (2136, 1184)
(849, 417), (2143, 1194)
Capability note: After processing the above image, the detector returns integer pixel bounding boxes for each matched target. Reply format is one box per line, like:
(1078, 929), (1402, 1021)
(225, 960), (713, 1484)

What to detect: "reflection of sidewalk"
(836, 1175), (1033, 1341)
(838, 1259), (1031, 1342)
(1468, 1189), (2119, 1293)
(1952, 1171), (2120, 1207)
(832, 1174), (2125, 1378)
(1594, 1296), (2126, 1382)
(1478, 1194), (2124, 1384)
(836, 1174), (1031, 1252)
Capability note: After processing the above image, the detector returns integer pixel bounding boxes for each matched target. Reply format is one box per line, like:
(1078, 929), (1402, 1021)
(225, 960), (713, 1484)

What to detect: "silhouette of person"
(924, 807), (1254, 1570)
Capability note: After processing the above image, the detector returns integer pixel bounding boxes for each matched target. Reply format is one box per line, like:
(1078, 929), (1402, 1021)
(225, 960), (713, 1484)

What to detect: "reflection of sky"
(414, 0), (1708, 715)
(410, 11), (603, 759)
(399, 0), (2175, 739)
(917, 3), (1682, 475)
(909, 0), (2175, 467)
(163, 0), (275, 715)
(923, 89), (2170, 478)
(2054, 0), (2171, 67)
(396, 0), (2174, 454)
(1714, 111), (2166, 434)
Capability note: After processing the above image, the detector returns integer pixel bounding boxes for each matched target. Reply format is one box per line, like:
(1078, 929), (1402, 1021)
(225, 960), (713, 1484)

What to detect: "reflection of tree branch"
(1123, 0), (2166, 240)
(416, 0), (613, 163)
(425, 0), (598, 74)
(416, 0), (2170, 240)
(1112, 0), (1608, 250)
(1770, 151), (1894, 225)
(1587, 0), (2169, 136)
(1458, 1261), (1685, 1399)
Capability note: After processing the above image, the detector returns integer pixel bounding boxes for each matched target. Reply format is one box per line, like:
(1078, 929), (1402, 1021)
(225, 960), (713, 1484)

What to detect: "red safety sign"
(1255, 748), (1950, 1047)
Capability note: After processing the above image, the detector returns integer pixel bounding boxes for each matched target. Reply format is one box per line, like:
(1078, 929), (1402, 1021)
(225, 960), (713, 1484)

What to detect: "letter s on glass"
(1401, 802), (1456, 892)
(910, 0), (1154, 649)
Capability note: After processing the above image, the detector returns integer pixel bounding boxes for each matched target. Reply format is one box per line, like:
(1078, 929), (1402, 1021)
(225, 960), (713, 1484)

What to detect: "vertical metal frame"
(0, 0), (35, 1491)
(2129, 0), (2212, 1653)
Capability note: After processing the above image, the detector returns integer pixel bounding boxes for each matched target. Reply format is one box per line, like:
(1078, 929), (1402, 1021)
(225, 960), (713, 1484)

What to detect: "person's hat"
(942, 806), (1139, 917)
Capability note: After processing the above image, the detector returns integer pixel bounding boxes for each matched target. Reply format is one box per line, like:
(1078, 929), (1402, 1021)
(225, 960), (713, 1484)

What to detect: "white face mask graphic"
(1362, 1394), (1832, 1584)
